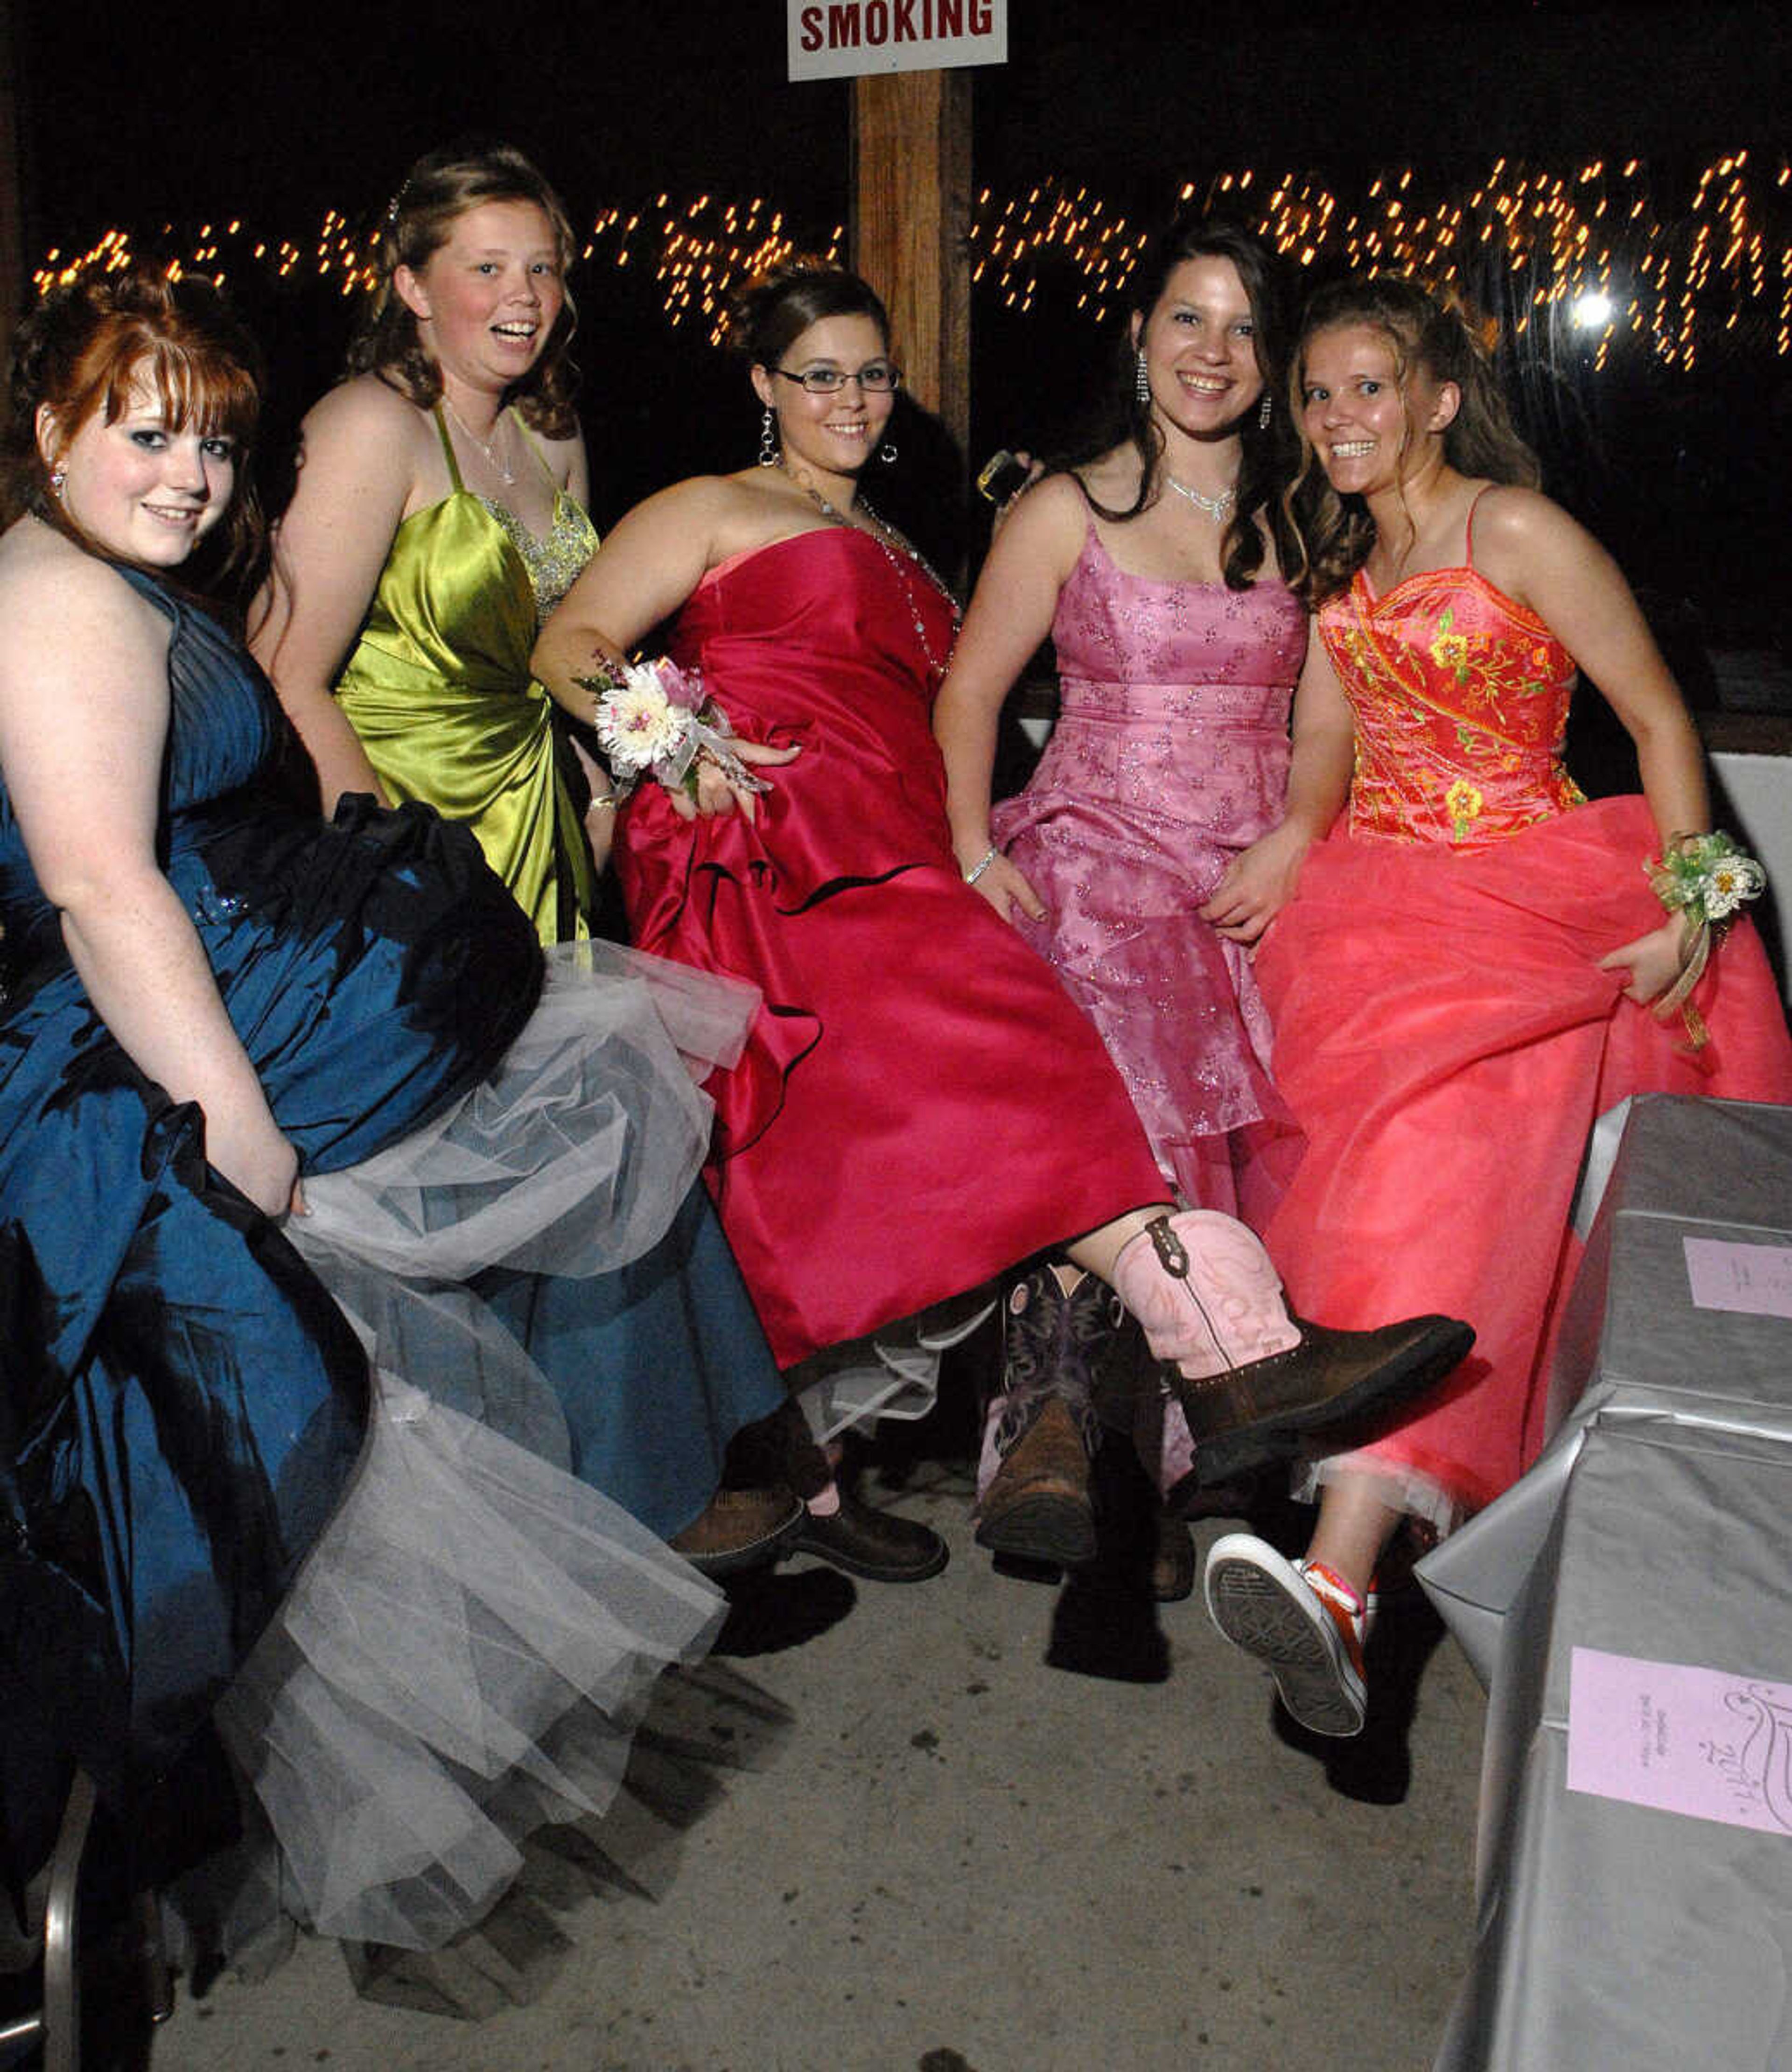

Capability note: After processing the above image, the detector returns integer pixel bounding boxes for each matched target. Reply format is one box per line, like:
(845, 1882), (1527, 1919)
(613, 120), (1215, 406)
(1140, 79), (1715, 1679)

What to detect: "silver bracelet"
(963, 845), (998, 885)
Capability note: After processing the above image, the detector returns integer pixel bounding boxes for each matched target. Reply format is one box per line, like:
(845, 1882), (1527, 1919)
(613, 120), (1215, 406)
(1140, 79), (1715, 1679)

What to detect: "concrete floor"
(133, 1445), (1487, 2072)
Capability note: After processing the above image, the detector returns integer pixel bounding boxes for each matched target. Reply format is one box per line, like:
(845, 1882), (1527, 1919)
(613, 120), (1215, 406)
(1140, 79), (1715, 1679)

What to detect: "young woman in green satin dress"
(254, 142), (806, 1573)
(254, 141), (605, 945)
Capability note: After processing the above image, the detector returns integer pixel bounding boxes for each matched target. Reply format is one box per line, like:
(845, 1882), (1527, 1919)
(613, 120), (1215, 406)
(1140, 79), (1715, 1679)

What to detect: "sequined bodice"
(478, 492), (596, 624)
(1320, 565), (1586, 847)
(329, 410), (601, 945)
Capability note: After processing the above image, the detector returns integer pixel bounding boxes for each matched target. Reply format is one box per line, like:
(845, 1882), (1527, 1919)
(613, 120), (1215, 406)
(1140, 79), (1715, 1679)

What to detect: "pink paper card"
(1682, 1236), (1792, 1320)
(1568, 1646), (1792, 1836)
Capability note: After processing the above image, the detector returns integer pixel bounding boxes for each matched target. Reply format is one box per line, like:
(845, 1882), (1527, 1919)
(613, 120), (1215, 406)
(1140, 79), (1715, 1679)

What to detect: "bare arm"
(934, 477), (1087, 919)
(251, 379), (422, 814)
(532, 478), (729, 709)
(1477, 488), (1706, 1002)
(0, 545), (297, 1213)
(533, 478), (798, 822)
(1202, 621), (1355, 944)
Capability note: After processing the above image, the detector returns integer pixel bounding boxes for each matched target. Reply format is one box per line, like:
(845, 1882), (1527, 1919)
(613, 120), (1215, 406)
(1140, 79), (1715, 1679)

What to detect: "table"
(1418, 1095), (1792, 2070)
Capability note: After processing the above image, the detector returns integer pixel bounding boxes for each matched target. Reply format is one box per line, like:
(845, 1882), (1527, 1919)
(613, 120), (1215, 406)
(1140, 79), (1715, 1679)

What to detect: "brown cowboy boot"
(974, 1265), (1112, 1567)
(1110, 1211), (1473, 1503)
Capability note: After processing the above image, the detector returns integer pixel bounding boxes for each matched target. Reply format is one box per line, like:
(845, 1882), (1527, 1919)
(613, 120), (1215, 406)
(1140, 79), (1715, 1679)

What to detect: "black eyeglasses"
(771, 362), (903, 395)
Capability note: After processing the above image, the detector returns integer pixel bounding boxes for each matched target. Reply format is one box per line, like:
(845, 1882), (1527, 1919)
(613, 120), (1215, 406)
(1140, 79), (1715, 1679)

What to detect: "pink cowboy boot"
(1109, 1211), (1472, 1502)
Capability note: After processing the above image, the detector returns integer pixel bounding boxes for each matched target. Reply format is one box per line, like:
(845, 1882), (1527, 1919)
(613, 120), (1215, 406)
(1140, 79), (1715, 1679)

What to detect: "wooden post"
(852, 69), (971, 467)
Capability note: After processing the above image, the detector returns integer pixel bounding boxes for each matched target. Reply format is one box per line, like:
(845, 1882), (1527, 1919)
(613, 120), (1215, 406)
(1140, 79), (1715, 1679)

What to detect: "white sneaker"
(1204, 1532), (1368, 1737)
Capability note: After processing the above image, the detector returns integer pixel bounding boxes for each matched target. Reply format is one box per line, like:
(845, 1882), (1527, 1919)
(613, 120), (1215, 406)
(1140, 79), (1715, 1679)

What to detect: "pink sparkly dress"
(1256, 511), (1792, 1525)
(990, 523), (1308, 1227)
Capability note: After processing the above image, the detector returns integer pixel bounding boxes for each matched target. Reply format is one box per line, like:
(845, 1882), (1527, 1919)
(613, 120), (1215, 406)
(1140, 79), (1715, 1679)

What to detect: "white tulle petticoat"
(216, 1373), (726, 1948)
(200, 942), (768, 1952)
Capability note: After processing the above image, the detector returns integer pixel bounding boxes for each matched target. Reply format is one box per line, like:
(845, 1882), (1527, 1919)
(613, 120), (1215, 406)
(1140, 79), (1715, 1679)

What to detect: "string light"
(28, 152), (1792, 368)
(966, 156), (1792, 367)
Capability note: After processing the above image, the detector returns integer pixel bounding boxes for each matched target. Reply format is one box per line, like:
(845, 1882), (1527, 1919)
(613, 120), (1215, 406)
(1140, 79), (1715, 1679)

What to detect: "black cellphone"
(976, 449), (1033, 505)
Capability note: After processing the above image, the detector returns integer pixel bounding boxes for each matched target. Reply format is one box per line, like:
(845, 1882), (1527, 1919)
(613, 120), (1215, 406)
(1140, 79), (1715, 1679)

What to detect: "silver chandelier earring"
(48, 465), (66, 499)
(757, 407), (778, 467)
(879, 441), (898, 464)
(1259, 393), (1273, 431)
(1134, 350), (1150, 407)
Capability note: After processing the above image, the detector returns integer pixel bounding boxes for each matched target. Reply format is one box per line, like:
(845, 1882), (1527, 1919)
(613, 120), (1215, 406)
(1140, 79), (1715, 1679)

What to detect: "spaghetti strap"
(1463, 485), (1494, 570)
(431, 406), (465, 494)
(512, 414), (562, 494)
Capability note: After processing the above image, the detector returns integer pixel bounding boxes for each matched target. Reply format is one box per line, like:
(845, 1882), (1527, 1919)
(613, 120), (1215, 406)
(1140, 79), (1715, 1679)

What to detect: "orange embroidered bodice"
(1318, 564), (1587, 848)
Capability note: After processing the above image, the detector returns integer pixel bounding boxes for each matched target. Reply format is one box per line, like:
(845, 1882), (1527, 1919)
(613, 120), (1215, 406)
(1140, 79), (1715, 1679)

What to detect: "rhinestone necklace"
(444, 398), (518, 486)
(784, 471), (959, 678)
(1162, 471), (1236, 523)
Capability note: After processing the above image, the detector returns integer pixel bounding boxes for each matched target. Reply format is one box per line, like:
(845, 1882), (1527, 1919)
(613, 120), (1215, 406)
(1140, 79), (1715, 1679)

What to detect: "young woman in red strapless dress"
(1202, 277), (1792, 1738)
(531, 264), (1471, 1587)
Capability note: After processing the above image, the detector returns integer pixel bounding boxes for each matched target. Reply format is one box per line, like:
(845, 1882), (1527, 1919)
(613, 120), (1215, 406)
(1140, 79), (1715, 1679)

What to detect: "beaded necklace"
(784, 470), (959, 680)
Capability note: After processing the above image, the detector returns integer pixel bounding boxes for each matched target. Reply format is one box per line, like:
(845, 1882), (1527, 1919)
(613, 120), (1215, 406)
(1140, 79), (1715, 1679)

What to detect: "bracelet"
(963, 845), (999, 885)
(1645, 830), (1767, 1050)
(589, 794), (619, 813)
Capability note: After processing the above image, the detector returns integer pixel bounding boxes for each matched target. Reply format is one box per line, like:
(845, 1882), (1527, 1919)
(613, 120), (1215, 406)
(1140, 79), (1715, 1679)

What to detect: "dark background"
(13, 1), (1792, 668)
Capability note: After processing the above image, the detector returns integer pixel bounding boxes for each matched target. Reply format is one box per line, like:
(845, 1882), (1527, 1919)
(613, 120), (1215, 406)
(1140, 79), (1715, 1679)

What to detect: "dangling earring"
(48, 464), (66, 499)
(757, 406), (778, 467)
(1134, 350), (1150, 407)
(878, 441), (898, 464)
(1259, 393), (1273, 431)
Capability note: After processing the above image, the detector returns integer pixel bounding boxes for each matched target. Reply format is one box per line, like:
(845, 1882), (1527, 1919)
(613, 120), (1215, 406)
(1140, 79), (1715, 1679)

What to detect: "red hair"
(4, 265), (265, 583)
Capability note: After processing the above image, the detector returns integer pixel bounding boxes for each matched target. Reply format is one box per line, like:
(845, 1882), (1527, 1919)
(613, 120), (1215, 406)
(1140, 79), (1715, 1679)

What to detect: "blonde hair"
(347, 139), (580, 436)
(1286, 275), (1540, 606)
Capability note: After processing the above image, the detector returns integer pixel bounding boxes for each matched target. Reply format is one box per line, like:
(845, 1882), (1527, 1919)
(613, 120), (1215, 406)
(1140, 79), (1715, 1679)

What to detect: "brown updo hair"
(1287, 274), (1541, 606)
(3, 263), (266, 584)
(346, 139), (580, 435)
(728, 260), (892, 371)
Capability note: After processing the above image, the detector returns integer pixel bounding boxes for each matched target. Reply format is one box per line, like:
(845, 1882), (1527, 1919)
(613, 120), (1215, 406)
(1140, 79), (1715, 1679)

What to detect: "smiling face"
(1133, 254), (1265, 440)
(41, 370), (236, 568)
(396, 198), (565, 400)
(1299, 321), (1457, 498)
(752, 311), (896, 484)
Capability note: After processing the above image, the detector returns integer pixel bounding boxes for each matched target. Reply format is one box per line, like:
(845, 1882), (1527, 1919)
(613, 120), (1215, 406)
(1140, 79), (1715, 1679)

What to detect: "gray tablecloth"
(1423, 1095), (1792, 1687)
(1418, 1095), (1792, 2071)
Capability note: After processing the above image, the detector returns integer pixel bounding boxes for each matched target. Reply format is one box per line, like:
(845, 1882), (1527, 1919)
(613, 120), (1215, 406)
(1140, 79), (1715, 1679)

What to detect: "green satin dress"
(334, 408), (599, 944)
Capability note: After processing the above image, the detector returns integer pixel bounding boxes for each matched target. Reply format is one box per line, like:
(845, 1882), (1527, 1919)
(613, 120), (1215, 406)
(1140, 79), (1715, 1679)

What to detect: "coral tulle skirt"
(1256, 795), (1792, 1523)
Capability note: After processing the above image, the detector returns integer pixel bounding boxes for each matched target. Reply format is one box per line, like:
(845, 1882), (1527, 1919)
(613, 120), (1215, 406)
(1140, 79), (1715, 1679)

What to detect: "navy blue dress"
(0, 564), (782, 1889)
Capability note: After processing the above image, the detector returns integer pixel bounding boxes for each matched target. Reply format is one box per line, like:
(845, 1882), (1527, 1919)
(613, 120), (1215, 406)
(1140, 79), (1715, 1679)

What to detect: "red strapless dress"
(612, 527), (1168, 1368)
(1257, 561), (1792, 1523)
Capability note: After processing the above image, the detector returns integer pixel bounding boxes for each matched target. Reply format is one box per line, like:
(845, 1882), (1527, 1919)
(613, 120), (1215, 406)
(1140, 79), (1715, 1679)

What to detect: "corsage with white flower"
(1645, 829), (1767, 1050)
(576, 655), (769, 803)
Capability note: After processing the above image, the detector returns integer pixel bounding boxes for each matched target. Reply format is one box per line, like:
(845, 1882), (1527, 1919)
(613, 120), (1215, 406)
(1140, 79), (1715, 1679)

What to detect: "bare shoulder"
(987, 468), (1090, 571)
(0, 520), (141, 620)
(307, 371), (422, 432)
(1025, 470), (1097, 528)
(301, 374), (431, 463)
(1468, 482), (1624, 606)
(616, 471), (804, 559)
(1469, 481), (1586, 558)
(0, 526), (165, 686)
(604, 472), (739, 539)
(530, 418), (587, 489)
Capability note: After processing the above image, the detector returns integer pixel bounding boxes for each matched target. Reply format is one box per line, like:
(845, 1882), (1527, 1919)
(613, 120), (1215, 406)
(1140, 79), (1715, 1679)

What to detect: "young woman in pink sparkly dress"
(1202, 277), (1792, 1736)
(936, 215), (1343, 1582)
(532, 263), (1472, 1588)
